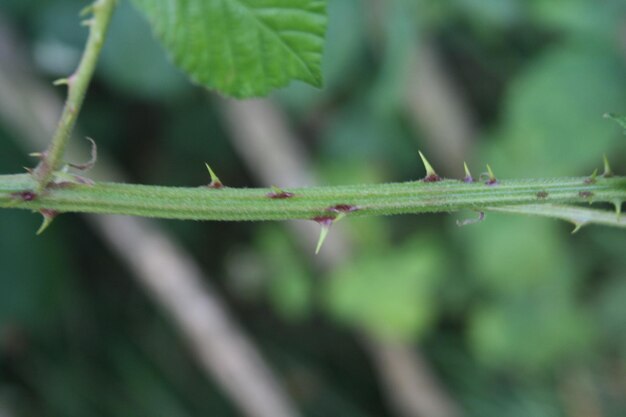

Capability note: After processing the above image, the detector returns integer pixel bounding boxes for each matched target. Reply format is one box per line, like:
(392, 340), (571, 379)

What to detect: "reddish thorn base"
(12, 191), (37, 201)
(327, 204), (358, 213)
(312, 215), (335, 226)
(267, 191), (294, 199)
(422, 175), (441, 183)
(40, 208), (59, 218)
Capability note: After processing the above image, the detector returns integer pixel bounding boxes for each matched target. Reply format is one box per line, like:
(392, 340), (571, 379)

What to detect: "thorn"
(463, 162), (473, 183)
(312, 216), (340, 255)
(456, 211), (485, 227)
(53, 74), (76, 88)
(36, 209), (59, 235)
(68, 137), (97, 171)
(604, 112), (626, 133)
(313, 216), (334, 254)
(327, 204), (358, 213)
(613, 200), (622, 219)
(315, 226), (330, 254)
(53, 78), (69, 87)
(485, 164), (497, 185)
(418, 151), (440, 182)
(205, 163), (223, 189)
(29, 152), (44, 159)
(603, 155), (613, 177)
(571, 222), (585, 234)
(267, 186), (294, 199)
(584, 168), (598, 184)
(80, 4), (95, 17)
(334, 212), (347, 222)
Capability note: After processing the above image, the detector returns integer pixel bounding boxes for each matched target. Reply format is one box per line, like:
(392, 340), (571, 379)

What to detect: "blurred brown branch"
(406, 40), (477, 175)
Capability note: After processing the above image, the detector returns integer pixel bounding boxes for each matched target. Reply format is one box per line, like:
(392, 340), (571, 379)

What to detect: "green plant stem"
(488, 204), (626, 229)
(33, 0), (116, 192)
(2, 174), (625, 225)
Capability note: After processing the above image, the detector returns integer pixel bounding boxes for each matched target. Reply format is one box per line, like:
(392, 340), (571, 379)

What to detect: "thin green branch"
(32, 0), (116, 192)
(2, 174), (625, 225)
(488, 204), (626, 230)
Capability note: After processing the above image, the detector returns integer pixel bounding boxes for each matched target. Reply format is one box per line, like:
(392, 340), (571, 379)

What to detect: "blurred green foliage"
(1, 0), (626, 416)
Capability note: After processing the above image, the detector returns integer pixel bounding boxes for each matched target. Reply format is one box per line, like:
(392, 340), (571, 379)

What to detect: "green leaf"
(131, 0), (327, 98)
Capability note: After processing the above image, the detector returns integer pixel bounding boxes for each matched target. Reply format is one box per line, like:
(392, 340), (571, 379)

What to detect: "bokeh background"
(1, 0), (626, 416)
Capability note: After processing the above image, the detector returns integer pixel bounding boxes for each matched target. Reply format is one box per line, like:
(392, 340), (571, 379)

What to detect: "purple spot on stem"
(312, 215), (335, 226)
(12, 191), (37, 201)
(485, 178), (498, 186)
(422, 174), (441, 183)
(40, 208), (59, 218)
(327, 204), (358, 213)
(267, 190), (294, 199)
(207, 181), (223, 189)
(579, 191), (593, 199)
(536, 191), (548, 199)
(463, 176), (474, 183)
(584, 177), (596, 185)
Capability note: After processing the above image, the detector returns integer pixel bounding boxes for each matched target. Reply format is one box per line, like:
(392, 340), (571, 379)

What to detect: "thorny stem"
(1, 174), (625, 229)
(32, 0), (116, 193)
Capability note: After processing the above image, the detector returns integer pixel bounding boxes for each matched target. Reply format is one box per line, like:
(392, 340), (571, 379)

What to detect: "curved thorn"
(36, 209), (59, 235)
(571, 222), (585, 234)
(456, 211), (485, 227)
(68, 137), (97, 171)
(604, 112), (626, 132)
(613, 200), (622, 219)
